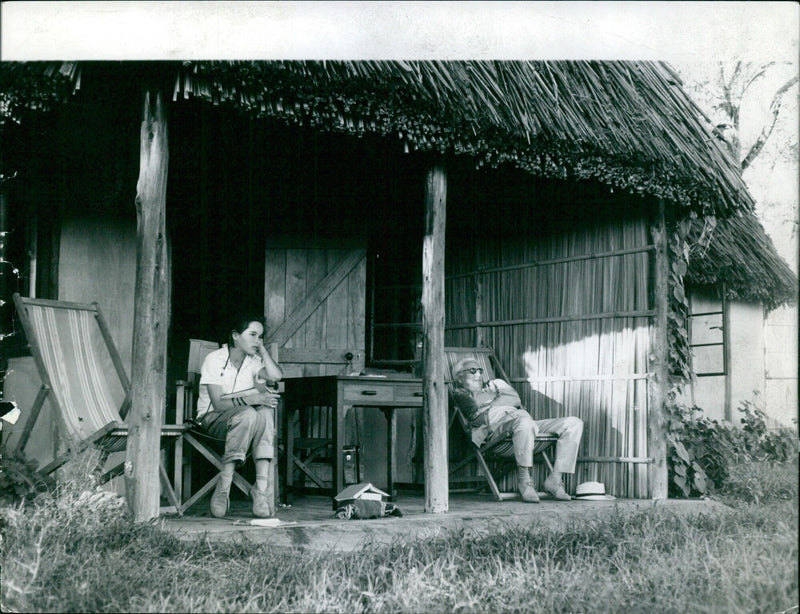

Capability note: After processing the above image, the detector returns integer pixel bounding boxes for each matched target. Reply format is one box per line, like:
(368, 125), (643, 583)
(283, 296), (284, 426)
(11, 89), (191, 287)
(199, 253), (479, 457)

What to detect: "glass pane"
(690, 313), (723, 345)
(693, 345), (725, 375)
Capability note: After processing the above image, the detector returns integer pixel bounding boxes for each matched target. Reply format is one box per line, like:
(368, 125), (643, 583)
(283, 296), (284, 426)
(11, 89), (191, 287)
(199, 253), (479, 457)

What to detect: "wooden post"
(721, 283), (732, 422)
(474, 275), (483, 348)
(0, 186), (8, 314)
(125, 90), (170, 521)
(648, 200), (669, 499)
(422, 162), (448, 513)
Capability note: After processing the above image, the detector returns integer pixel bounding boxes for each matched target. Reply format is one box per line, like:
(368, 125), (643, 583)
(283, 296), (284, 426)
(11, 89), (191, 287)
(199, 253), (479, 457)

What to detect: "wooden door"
(264, 239), (366, 378)
(265, 239), (368, 488)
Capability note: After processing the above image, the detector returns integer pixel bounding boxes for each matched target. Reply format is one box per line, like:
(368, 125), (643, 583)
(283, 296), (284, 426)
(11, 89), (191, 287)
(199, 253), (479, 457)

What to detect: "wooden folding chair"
(444, 347), (557, 501)
(173, 339), (257, 515)
(11, 294), (186, 514)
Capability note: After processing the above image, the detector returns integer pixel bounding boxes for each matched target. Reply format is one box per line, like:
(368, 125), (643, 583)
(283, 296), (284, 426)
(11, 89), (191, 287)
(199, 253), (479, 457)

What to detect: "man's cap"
(452, 357), (480, 376)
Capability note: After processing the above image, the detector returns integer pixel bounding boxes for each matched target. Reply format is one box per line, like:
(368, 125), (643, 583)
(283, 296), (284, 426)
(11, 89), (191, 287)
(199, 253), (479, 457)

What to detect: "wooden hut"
(682, 213), (797, 423)
(1, 60), (794, 517)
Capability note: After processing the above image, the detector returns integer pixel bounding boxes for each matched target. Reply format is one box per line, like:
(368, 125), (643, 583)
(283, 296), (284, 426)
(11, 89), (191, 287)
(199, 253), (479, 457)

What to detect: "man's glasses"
(459, 367), (483, 375)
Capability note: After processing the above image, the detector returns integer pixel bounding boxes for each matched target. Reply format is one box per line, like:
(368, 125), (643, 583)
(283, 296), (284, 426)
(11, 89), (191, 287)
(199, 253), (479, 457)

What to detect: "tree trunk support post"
(422, 162), (448, 513)
(125, 90), (171, 521)
(648, 200), (669, 499)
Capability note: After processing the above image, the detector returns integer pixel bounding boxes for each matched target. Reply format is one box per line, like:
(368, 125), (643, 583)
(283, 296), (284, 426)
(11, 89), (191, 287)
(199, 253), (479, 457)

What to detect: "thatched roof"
(686, 213), (797, 310)
(3, 60), (794, 306)
(3, 60), (753, 217)
(170, 60), (754, 218)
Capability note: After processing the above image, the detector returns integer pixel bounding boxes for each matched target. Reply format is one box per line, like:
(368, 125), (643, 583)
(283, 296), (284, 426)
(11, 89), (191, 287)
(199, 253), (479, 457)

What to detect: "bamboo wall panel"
(445, 216), (653, 498)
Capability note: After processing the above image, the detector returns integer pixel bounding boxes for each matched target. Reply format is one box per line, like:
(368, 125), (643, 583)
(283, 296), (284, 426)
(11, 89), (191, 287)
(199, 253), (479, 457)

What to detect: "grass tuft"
(717, 458), (799, 504)
(1, 456), (797, 613)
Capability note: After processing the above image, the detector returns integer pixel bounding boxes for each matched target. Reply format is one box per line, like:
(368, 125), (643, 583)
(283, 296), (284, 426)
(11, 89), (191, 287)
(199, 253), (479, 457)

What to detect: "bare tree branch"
(741, 75), (799, 170)
(740, 62), (774, 97)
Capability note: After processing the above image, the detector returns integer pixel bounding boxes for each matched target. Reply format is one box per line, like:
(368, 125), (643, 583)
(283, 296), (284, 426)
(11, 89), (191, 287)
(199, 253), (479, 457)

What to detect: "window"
(687, 285), (727, 377)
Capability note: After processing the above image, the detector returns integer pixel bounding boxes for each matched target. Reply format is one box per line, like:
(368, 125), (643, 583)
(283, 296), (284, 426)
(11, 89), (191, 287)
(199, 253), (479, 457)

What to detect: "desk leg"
(382, 408), (397, 499)
(283, 403), (294, 505)
(333, 401), (348, 503)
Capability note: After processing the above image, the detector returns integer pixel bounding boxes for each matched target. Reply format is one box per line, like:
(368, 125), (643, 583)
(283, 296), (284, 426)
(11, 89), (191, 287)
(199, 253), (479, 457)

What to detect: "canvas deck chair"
(11, 294), (186, 513)
(444, 347), (557, 501)
(173, 339), (256, 515)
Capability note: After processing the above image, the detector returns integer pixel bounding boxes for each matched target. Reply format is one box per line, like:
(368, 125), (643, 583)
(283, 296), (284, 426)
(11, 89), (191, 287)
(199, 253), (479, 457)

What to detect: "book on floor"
(334, 482), (390, 504)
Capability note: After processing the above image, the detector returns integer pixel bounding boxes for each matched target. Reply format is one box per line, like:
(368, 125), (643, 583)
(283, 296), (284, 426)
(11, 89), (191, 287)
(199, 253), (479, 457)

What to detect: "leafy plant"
(0, 452), (51, 503)
(738, 399), (799, 462)
(666, 395), (799, 498)
(666, 401), (722, 497)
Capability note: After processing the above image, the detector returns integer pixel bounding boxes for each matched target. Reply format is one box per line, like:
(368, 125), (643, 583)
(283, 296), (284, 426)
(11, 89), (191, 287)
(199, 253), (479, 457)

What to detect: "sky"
(1, 2), (798, 63)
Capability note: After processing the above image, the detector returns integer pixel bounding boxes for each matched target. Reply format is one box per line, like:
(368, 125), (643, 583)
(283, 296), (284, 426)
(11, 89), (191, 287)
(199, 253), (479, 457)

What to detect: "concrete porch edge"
(158, 497), (731, 552)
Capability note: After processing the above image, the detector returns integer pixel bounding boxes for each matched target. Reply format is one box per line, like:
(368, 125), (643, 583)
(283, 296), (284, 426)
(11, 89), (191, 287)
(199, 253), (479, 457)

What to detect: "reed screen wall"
(445, 216), (654, 498)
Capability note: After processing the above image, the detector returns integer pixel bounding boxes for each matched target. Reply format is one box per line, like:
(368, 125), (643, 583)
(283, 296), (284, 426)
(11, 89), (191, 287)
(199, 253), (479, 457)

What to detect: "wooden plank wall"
(264, 242), (383, 486)
(58, 215), (137, 375)
(444, 216), (654, 498)
(264, 244), (366, 377)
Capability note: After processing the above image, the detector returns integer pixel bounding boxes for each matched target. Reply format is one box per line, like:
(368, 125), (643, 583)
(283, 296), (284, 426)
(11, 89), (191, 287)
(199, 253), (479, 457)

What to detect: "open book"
(334, 482), (390, 505)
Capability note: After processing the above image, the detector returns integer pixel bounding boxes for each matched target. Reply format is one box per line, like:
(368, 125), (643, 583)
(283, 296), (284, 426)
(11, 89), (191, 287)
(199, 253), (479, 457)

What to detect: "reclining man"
(450, 357), (583, 502)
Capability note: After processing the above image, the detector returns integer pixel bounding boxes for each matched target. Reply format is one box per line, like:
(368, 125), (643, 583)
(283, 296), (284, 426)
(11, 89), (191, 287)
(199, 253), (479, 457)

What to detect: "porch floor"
(159, 491), (729, 552)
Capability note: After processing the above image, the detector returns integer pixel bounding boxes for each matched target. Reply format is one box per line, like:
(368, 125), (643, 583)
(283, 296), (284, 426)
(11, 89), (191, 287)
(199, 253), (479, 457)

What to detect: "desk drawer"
(394, 384), (424, 404)
(343, 383), (394, 403)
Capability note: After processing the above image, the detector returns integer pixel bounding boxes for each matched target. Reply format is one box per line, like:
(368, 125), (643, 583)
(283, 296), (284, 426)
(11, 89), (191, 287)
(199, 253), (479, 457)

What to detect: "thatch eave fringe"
(168, 60), (754, 218)
(686, 213), (798, 310)
(2, 60), (753, 217)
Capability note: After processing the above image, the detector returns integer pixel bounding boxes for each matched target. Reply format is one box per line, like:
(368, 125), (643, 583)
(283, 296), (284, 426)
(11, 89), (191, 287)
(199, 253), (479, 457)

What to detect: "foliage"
(1, 456), (131, 611)
(678, 60), (799, 308)
(666, 394), (799, 498)
(738, 399), (800, 462)
(666, 215), (695, 383)
(0, 452), (51, 503)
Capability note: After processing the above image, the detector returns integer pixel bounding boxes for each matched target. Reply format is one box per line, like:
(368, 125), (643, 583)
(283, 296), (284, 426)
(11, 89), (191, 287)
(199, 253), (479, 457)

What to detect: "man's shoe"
(517, 466), (540, 503)
(544, 475), (571, 501)
(209, 479), (230, 518)
(252, 487), (271, 518)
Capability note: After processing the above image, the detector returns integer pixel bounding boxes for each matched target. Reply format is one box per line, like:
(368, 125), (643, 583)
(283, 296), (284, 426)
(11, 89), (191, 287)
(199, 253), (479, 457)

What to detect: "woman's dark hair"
(227, 314), (266, 347)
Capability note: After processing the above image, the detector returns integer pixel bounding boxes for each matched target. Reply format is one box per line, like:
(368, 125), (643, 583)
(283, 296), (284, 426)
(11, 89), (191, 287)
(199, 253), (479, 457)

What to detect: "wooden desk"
(282, 375), (423, 504)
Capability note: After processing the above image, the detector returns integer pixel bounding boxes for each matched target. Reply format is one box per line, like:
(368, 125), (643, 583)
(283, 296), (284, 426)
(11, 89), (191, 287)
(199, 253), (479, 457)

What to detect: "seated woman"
(450, 357), (583, 503)
(195, 315), (282, 518)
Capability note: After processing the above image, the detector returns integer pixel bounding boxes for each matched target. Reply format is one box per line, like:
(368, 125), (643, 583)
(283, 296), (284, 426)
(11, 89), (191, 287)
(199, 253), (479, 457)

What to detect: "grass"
(1, 452), (797, 614)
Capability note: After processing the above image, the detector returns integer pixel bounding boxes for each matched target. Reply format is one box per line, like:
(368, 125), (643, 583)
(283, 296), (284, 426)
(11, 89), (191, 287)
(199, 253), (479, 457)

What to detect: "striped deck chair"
(11, 294), (186, 514)
(444, 347), (557, 501)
